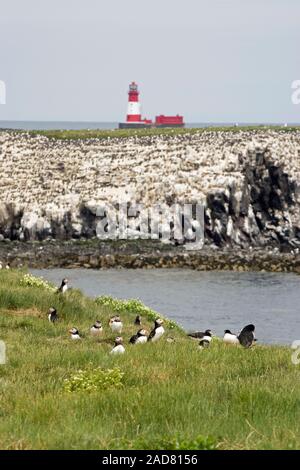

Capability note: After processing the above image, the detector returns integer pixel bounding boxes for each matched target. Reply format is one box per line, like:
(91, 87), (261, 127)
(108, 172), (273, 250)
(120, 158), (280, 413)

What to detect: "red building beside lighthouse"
(119, 82), (184, 129)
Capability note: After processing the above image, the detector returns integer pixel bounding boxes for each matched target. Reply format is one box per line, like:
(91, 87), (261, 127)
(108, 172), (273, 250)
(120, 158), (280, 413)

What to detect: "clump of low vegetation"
(19, 273), (56, 292)
(95, 295), (178, 329)
(64, 367), (124, 393)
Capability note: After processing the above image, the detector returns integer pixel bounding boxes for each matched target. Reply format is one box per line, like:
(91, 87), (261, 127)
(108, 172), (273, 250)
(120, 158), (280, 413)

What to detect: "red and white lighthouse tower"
(119, 82), (152, 128)
(126, 82), (141, 123)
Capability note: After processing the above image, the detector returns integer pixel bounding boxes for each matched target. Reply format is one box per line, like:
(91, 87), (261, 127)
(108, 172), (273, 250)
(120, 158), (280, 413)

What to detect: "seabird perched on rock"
(134, 315), (142, 326)
(90, 320), (103, 336)
(58, 278), (68, 294)
(223, 329), (239, 345)
(48, 307), (58, 323)
(129, 328), (148, 344)
(69, 327), (81, 340)
(110, 336), (125, 354)
(109, 316), (123, 334)
(238, 324), (256, 348)
(148, 318), (165, 342)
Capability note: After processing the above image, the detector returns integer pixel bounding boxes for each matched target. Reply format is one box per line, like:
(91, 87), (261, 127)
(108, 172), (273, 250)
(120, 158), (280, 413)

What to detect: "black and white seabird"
(238, 324), (256, 348)
(90, 320), (103, 336)
(188, 329), (212, 343)
(134, 315), (142, 326)
(58, 278), (68, 294)
(109, 316), (123, 334)
(199, 339), (210, 349)
(69, 327), (81, 340)
(130, 328), (148, 344)
(223, 329), (239, 345)
(110, 336), (125, 354)
(148, 318), (165, 342)
(48, 307), (58, 323)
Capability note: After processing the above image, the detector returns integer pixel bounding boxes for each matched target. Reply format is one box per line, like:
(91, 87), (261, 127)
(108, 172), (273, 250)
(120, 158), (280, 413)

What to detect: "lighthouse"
(127, 82), (141, 122)
(118, 82), (184, 129)
(119, 82), (152, 129)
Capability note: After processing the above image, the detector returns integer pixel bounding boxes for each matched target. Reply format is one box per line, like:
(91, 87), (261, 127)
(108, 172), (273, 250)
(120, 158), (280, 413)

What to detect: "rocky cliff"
(0, 129), (300, 251)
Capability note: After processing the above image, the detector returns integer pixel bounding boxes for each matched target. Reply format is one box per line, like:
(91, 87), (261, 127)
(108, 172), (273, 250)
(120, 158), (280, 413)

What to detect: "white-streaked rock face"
(0, 130), (299, 247)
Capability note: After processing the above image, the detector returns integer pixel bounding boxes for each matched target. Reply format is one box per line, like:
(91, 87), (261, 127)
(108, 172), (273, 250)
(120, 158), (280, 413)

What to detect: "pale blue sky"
(0, 0), (299, 122)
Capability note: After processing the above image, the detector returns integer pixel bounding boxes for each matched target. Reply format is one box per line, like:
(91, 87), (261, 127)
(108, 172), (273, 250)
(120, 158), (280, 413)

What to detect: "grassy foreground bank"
(0, 270), (299, 450)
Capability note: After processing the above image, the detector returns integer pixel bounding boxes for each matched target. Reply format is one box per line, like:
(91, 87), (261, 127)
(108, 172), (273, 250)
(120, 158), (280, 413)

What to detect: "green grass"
(0, 270), (299, 449)
(3, 125), (300, 141)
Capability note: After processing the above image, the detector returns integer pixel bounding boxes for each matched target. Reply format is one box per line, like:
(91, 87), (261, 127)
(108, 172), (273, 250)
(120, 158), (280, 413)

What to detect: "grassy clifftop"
(6, 125), (300, 140)
(0, 270), (299, 450)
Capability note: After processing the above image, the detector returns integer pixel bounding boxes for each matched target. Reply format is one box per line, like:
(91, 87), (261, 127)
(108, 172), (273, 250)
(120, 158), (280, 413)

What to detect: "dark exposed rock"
(202, 148), (300, 249)
(0, 239), (299, 273)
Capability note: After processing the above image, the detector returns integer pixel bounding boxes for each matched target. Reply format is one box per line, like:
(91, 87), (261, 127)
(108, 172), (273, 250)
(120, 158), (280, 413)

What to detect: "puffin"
(148, 318), (165, 342)
(134, 315), (142, 326)
(48, 307), (58, 323)
(58, 278), (68, 294)
(90, 320), (103, 336)
(188, 329), (212, 343)
(199, 339), (210, 349)
(238, 324), (256, 348)
(110, 337), (125, 355)
(223, 329), (239, 345)
(69, 327), (81, 340)
(109, 316), (123, 334)
(129, 329), (148, 345)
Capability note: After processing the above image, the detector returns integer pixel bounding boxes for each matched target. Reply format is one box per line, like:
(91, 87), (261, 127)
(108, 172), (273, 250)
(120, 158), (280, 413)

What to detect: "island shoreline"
(1, 240), (300, 272)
